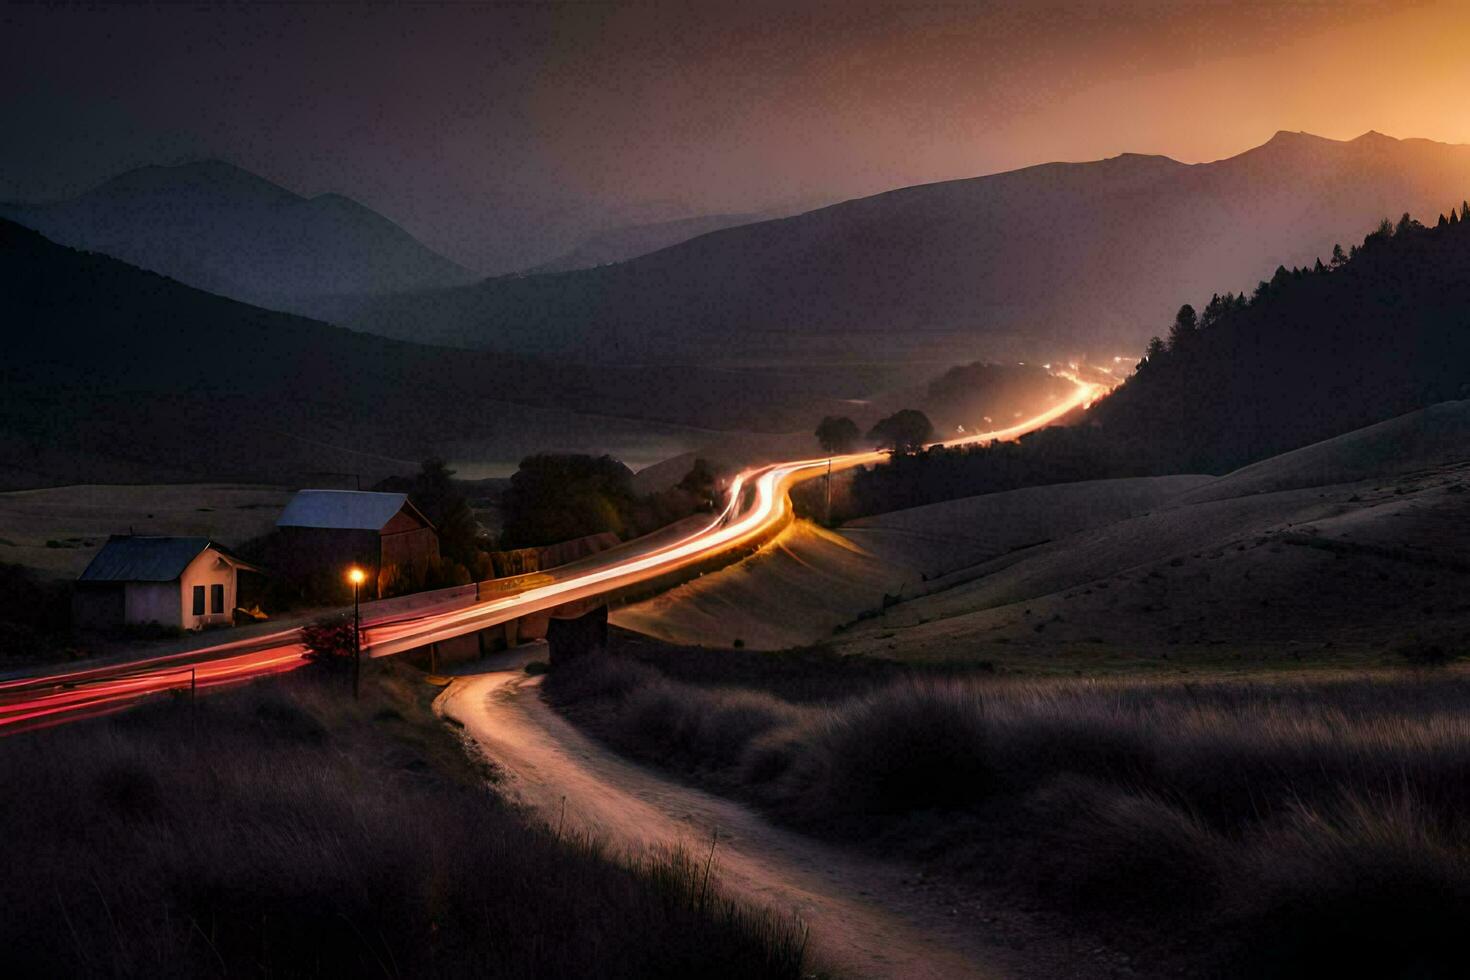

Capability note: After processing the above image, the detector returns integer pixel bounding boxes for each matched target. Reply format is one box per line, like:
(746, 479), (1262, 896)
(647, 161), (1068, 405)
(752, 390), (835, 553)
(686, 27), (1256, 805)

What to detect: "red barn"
(275, 490), (438, 597)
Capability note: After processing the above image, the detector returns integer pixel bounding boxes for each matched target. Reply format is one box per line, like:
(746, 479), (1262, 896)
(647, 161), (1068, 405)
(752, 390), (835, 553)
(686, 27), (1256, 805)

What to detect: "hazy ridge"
(343, 131), (1470, 364)
(0, 161), (477, 316)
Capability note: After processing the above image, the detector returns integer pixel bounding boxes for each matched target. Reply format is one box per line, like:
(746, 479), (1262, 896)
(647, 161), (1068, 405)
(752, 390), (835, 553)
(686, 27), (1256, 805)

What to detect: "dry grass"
(0, 483), (291, 578)
(548, 655), (1470, 976)
(0, 665), (808, 978)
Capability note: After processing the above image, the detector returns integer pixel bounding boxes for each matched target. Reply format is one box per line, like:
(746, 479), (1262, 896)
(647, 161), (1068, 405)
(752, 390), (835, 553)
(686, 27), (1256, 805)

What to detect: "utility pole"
(825, 457), (833, 526)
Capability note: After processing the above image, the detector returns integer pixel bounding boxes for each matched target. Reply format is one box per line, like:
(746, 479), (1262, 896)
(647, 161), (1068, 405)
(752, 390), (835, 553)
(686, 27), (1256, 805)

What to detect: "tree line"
(816, 409), (935, 455)
(834, 206), (1470, 519)
(1098, 205), (1470, 472)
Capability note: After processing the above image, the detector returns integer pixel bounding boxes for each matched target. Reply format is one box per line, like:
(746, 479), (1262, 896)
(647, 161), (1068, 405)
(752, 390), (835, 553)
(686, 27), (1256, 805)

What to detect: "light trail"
(0, 379), (1101, 732)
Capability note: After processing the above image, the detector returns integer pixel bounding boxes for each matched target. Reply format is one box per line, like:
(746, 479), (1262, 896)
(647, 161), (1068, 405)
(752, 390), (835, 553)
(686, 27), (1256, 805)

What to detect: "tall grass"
(548, 657), (1470, 975)
(0, 668), (808, 978)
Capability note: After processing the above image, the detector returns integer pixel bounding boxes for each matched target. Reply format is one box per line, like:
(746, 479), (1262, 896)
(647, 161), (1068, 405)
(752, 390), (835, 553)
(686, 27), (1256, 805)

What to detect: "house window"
(192, 585), (205, 616)
(211, 583), (225, 615)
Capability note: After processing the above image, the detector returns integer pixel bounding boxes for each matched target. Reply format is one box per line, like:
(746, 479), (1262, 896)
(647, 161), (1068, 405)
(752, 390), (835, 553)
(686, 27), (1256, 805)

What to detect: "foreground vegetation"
(548, 640), (1470, 977)
(0, 561), (73, 661)
(0, 664), (807, 978)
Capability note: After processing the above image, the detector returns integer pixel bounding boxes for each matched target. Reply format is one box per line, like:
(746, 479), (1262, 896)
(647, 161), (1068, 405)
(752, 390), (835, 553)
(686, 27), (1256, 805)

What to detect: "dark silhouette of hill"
(0, 161), (477, 315)
(1091, 209), (1470, 472)
(343, 131), (1470, 363)
(0, 220), (870, 489)
(528, 211), (772, 273)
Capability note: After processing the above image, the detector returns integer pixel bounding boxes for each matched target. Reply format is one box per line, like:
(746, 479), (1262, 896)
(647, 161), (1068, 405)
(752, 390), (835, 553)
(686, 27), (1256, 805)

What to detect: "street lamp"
(348, 566), (366, 699)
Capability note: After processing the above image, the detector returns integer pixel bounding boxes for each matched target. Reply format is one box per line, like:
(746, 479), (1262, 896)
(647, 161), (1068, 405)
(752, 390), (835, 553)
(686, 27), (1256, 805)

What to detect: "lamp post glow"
(348, 566), (366, 699)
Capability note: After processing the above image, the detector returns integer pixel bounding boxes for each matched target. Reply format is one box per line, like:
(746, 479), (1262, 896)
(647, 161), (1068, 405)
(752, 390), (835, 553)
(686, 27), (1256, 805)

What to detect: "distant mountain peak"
(1263, 130), (1336, 148)
(1351, 129), (1397, 144)
(167, 158), (254, 177)
(0, 159), (473, 303)
(1110, 151), (1180, 164)
(1259, 130), (1406, 150)
(92, 159), (302, 205)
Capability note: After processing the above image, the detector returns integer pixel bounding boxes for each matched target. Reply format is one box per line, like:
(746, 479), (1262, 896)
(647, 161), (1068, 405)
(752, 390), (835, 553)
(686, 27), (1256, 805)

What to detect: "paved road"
(0, 380), (1100, 732)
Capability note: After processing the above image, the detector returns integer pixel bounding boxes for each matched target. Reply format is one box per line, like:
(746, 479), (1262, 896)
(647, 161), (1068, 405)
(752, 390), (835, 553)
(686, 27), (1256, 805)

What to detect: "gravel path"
(436, 656), (1011, 979)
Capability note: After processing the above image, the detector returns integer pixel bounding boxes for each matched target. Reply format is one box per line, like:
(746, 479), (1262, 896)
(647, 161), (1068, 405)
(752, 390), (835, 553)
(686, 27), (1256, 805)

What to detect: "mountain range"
(339, 131), (1470, 365)
(0, 220), (878, 490)
(0, 161), (477, 315)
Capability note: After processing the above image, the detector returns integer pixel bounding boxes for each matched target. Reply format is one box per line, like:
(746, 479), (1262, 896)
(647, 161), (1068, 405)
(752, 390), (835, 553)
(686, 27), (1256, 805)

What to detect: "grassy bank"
(547, 643), (1470, 977)
(0, 663), (808, 978)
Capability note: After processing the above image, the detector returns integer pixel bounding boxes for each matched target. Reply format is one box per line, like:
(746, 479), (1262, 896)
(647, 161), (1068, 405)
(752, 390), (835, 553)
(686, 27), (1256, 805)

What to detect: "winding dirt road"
(436, 651), (1011, 979)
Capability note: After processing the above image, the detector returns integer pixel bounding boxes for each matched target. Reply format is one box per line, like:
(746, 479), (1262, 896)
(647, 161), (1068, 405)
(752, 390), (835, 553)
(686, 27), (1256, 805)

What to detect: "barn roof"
(79, 536), (216, 583)
(276, 490), (431, 531)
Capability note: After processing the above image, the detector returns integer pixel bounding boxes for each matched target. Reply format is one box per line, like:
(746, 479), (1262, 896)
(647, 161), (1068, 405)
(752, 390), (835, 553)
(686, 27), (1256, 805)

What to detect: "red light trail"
(0, 380), (1100, 733)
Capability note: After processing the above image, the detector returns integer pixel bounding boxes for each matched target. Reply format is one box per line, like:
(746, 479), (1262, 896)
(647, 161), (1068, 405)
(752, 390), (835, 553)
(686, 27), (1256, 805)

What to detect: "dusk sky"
(5, 0), (1468, 272)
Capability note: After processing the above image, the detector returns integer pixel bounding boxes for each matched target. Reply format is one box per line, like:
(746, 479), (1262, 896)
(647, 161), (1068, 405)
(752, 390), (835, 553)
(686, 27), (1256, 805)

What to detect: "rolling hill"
(834, 400), (1470, 667)
(343, 131), (1470, 364)
(0, 161), (477, 315)
(618, 400), (1470, 658)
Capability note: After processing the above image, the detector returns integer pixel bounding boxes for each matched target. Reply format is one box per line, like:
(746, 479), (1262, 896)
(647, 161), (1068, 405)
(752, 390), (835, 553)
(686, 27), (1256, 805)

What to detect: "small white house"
(74, 536), (261, 631)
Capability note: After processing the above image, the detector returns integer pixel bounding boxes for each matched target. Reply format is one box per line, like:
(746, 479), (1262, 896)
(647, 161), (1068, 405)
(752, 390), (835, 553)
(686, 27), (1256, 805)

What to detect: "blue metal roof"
(78, 536), (213, 583)
(276, 489), (427, 531)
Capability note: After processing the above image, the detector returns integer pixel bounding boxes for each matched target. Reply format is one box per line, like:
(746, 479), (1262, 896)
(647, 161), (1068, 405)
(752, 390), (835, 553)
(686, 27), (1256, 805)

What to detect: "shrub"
(1399, 640), (1453, 667)
(301, 614), (357, 666)
(545, 652), (659, 703)
(548, 657), (800, 774)
(1228, 793), (1470, 977)
(0, 562), (73, 659)
(775, 681), (993, 822)
(1016, 775), (1221, 917)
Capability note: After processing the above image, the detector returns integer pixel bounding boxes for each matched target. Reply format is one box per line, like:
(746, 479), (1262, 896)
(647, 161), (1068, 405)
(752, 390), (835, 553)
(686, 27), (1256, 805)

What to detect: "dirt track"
(435, 654), (1011, 979)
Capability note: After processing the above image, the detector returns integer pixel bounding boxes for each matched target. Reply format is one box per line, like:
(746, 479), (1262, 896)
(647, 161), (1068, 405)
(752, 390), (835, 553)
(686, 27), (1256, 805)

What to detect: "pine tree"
(1200, 293), (1227, 330)
(1167, 304), (1198, 350)
(1454, 208), (1463, 227)
(1314, 257), (1326, 272)
(1331, 243), (1347, 267)
(1438, 213), (1449, 228)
